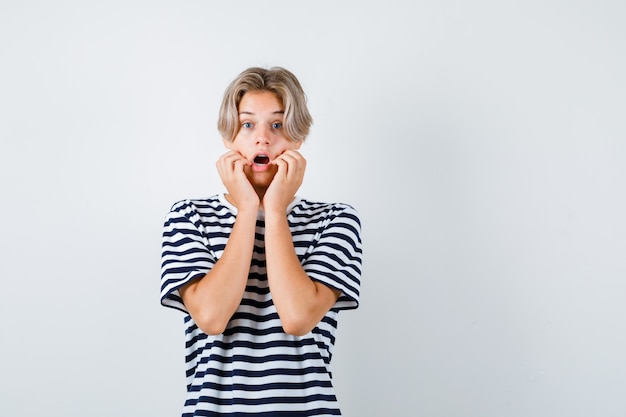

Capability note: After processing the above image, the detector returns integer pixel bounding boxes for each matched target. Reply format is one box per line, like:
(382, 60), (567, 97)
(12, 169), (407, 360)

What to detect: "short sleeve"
(302, 205), (363, 311)
(160, 201), (216, 313)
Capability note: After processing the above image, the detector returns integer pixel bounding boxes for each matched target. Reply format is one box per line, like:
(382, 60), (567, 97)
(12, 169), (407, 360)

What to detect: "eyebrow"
(238, 110), (284, 116)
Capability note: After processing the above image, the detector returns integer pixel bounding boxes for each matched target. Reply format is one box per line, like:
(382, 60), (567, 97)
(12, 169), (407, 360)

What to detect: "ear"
(222, 138), (232, 149)
(293, 140), (303, 150)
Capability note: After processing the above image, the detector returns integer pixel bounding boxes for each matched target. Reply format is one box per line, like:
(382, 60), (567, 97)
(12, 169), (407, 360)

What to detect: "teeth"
(254, 154), (270, 165)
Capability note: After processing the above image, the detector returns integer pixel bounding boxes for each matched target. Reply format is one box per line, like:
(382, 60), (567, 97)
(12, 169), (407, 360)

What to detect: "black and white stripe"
(161, 194), (362, 416)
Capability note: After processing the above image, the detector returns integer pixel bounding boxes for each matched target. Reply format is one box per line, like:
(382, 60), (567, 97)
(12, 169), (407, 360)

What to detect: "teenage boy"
(161, 67), (363, 416)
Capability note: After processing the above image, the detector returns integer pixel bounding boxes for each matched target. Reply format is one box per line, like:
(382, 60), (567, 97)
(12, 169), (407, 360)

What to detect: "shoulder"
(167, 195), (232, 219)
(168, 195), (220, 214)
(292, 198), (360, 222)
(290, 199), (361, 235)
(164, 195), (236, 229)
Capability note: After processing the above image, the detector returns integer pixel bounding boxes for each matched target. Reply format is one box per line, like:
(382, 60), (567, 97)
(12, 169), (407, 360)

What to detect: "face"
(224, 90), (302, 189)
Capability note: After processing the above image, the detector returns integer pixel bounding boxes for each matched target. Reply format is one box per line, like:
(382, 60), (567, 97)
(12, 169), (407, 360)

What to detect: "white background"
(1, 1), (625, 416)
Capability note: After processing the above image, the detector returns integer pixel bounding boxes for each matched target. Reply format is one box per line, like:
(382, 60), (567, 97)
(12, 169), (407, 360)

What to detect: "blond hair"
(218, 67), (313, 143)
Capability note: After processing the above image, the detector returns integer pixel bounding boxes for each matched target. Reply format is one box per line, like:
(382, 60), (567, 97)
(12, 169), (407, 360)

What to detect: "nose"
(255, 125), (272, 145)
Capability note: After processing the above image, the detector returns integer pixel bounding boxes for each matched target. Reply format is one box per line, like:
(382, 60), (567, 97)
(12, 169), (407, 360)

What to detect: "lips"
(253, 153), (271, 166)
(249, 153), (273, 172)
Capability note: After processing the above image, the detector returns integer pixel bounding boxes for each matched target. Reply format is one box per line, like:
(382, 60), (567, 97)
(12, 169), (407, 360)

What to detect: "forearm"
(180, 207), (258, 335)
(264, 210), (339, 336)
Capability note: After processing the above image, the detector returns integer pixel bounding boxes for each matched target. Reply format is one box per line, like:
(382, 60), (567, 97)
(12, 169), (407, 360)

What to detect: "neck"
(254, 186), (267, 209)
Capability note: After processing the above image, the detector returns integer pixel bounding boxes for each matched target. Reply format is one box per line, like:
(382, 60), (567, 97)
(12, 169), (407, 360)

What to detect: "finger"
(274, 151), (296, 167)
(281, 149), (303, 158)
(218, 150), (240, 163)
(275, 152), (305, 177)
(232, 158), (250, 173)
(279, 150), (306, 167)
(268, 158), (285, 180)
(217, 153), (236, 177)
(223, 151), (248, 166)
(219, 152), (249, 173)
(217, 151), (236, 170)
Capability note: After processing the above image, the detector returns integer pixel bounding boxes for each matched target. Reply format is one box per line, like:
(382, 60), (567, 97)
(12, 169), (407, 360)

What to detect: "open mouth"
(253, 154), (270, 166)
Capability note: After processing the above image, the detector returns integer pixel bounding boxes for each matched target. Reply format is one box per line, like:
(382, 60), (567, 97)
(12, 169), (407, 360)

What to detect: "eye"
(272, 122), (283, 129)
(242, 122), (253, 129)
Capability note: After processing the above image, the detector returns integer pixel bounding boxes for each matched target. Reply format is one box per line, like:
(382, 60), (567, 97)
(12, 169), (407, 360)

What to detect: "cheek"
(280, 141), (302, 153)
(231, 129), (252, 144)
(228, 137), (249, 153)
(291, 140), (303, 151)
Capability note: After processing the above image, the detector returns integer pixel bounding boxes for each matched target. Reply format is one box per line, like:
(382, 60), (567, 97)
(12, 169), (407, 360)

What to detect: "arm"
(264, 210), (341, 335)
(263, 150), (340, 336)
(179, 151), (260, 335)
(179, 206), (257, 335)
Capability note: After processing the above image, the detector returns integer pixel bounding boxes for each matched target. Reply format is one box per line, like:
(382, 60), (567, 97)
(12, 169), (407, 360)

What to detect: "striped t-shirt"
(160, 194), (362, 416)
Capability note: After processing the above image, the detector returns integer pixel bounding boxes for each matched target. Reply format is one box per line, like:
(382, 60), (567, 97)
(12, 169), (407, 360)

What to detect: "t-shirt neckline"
(218, 193), (302, 219)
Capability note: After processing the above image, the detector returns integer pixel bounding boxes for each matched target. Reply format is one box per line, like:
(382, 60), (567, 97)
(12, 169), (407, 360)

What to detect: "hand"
(216, 150), (259, 210)
(263, 150), (306, 213)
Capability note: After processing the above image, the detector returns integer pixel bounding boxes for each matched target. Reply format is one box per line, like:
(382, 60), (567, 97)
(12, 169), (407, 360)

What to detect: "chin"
(247, 172), (276, 188)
